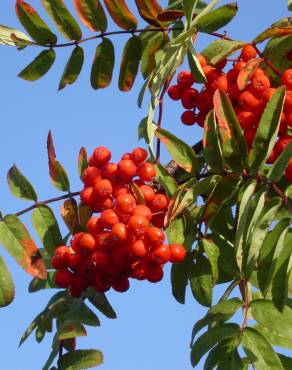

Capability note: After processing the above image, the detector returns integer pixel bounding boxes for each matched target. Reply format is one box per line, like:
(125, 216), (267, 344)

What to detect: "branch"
(14, 191), (80, 217)
(253, 44), (282, 77)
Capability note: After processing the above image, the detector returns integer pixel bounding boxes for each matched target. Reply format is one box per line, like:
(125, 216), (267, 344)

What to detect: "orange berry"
(169, 244), (186, 263)
(100, 209), (119, 228)
(93, 179), (113, 198)
(115, 193), (137, 214)
(131, 147), (148, 165)
(133, 205), (152, 220)
(128, 215), (149, 237)
(102, 162), (118, 180)
(145, 227), (165, 247)
(282, 69), (292, 89)
(79, 233), (96, 253)
(137, 163), (156, 182)
(87, 217), (102, 234)
(151, 244), (170, 264)
(139, 185), (155, 203)
(118, 159), (137, 182)
(240, 45), (257, 62)
(111, 222), (127, 241)
(80, 187), (94, 206)
(82, 167), (101, 187)
(90, 146), (111, 167)
(130, 239), (147, 258)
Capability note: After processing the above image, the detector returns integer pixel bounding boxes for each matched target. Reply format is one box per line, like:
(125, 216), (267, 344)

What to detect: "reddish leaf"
(237, 58), (262, 91)
(47, 131), (70, 192)
(15, 0), (57, 45)
(78, 146), (88, 179)
(157, 10), (184, 22)
(134, 0), (165, 27)
(104, 0), (137, 30)
(0, 215), (47, 279)
(73, 0), (107, 32)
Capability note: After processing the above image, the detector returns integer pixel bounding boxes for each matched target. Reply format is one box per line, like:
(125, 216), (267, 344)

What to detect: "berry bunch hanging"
(168, 45), (292, 182)
(52, 146), (186, 297)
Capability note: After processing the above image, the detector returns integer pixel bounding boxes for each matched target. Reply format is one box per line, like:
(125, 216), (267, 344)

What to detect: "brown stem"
(14, 191), (80, 217)
(239, 279), (250, 335)
(253, 44), (282, 77)
(156, 77), (174, 164)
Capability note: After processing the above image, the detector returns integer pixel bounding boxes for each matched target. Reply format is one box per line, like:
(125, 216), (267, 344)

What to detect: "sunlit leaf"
(202, 39), (246, 66)
(0, 24), (33, 47)
(18, 49), (56, 81)
(104, 0), (137, 30)
(268, 142), (292, 182)
(187, 41), (207, 83)
(15, 0), (57, 45)
(58, 349), (103, 370)
(0, 215), (47, 279)
(237, 58), (262, 91)
(134, 0), (164, 27)
(61, 199), (80, 234)
(0, 255), (15, 307)
(32, 205), (63, 256)
(58, 46), (84, 91)
(155, 163), (178, 198)
(57, 321), (87, 340)
(7, 164), (37, 202)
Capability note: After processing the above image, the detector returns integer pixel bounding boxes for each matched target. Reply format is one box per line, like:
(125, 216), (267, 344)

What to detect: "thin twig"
(253, 44), (282, 77)
(14, 191), (80, 217)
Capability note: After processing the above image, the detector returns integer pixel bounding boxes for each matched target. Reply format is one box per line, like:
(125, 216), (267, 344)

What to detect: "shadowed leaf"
(91, 38), (115, 89)
(73, 0), (107, 32)
(61, 199), (80, 234)
(135, 0), (164, 27)
(7, 164), (37, 201)
(119, 36), (142, 92)
(58, 46), (84, 91)
(86, 288), (116, 319)
(18, 49), (56, 81)
(41, 0), (82, 40)
(0, 215), (47, 279)
(29, 271), (57, 292)
(78, 147), (88, 179)
(104, 0), (137, 30)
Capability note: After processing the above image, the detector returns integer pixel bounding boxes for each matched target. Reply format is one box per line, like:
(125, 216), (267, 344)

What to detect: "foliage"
(0, 0), (291, 369)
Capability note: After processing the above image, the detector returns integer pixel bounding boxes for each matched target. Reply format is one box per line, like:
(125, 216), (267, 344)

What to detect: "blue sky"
(0, 1), (289, 369)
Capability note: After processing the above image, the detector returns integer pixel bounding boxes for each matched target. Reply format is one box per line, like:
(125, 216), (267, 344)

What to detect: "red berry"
(181, 88), (199, 109)
(111, 222), (127, 241)
(139, 185), (155, 203)
(102, 163), (118, 180)
(131, 147), (148, 164)
(52, 246), (70, 270)
(137, 163), (156, 182)
(90, 146), (111, 167)
(79, 233), (96, 253)
(118, 159), (137, 183)
(87, 217), (102, 235)
(128, 215), (149, 237)
(244, 127), (257, 149)
(237, 111), (255, 129)
(82, 167), (101, 187)
(285, 159), (292, 182)
(168, 85), (182, 100)
(145, 227), (165, 247)
(130, 239), (147, 258)
(282, 69), (292, 89)
(115, 193), (137, 214)
(149, 194), (168, 212)
(55, 269), (73, 288)
(177, 70), (194, 88)
(112, 278), (130, 293)
(145, 264), (164, 283)
(181, 110), (196, 126)
(93, 179), (113, 198)
(133, 205), (152, 220)
(100, 209), (119, 228)
(151, 244), (170, 264)
(169, 244), (186, 263)
(80, 187), (94, 206)
(240, 45), (257, 62)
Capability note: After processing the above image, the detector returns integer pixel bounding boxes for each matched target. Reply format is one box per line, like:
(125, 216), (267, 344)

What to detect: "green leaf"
(278, 354), (292, 369)
(47, 131), (71, 192)
(187, 41), (207, 83)
(191, 298), (243, 346)
(43, 348), (59, 370)
(155, 163), (178, 197)
(253, 25), (292, 44)
(15, 0), (57, 45)
(242, 327), (284, 370)
(202, 39), (246, 66)
(269, 142), (292, 182)
(202, 238), (219, 285)
(254, 323), (292, 350)
(195, 3), (238, 33)
(257, 219), (291, 297)
(0, 24), (33, 47)
(61, 199), (80, 234)
(29, 271), (57, 292)
(289, 0), (292, 10)
(86, 288), (117, 319)
(203, 110), (224, 172)
(244, 197), (282, 280)
(251, 300), (292, 340)
(183, 0), (199, 28)
(138, 116), (157, 155)
(191, 323), (240, 367)
(91, 38), (115, 89)
(190, 254), (213, 307)
(213, 89), (248, 173)
(41, 0), (82, 41)
(78, 147), (88, 179)
(234, 180), (257, 271)
(155, 127), (198, 173)
(73, 0), (107, 32)
(134, 0), (164, 27)
(0, 255), (15, 307)
(7, 164), (37, 202)
(58, 46), (84, 91)
(58, 350), (103, 370)
(171, 258), (191, 304)
(140, 32), (169, 79)
(18, 49), (56, 81)
(31, 205), (63, 256)
(104, 0), (137, 30)
(118, 36), (142, 92)
(249, 87), (286, 174)
(0, 215), (47, 279)
(65, 299), (100, 327)
(57, 321), (87, 341)
(272, 230), (292, 311)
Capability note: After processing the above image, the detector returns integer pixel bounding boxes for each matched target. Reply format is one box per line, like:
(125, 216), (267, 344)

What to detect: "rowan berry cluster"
(168, 45), (292, 182)
(52, 146), (186, 297)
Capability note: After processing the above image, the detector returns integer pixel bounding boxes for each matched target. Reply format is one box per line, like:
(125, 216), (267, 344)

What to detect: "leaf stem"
(14, 191), (80, 217)
(253, 44), (282, 77)
(156, 77), (173, 164)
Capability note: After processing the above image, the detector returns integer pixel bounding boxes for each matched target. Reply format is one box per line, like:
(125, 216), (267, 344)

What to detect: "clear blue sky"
(0, 1), (289, 370)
